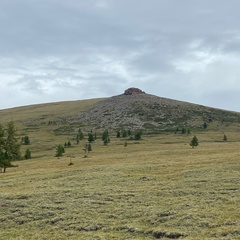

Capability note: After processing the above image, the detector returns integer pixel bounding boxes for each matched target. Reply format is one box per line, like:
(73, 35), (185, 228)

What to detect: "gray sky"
(1, 0), (240, 111)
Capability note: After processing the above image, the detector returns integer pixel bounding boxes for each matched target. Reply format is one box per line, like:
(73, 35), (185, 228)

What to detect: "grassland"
(1, 131), (240, 240)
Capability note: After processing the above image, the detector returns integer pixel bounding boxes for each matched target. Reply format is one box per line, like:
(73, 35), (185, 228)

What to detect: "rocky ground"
(66, 88), (238, 132)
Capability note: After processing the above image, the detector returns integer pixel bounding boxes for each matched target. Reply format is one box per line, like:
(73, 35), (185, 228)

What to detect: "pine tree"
(0, 121), (21, 173)
(102, 130), (110, 145)
(122, 130), (128, 138)
(134, 130), (142, 140)
(77, 129), (84, 144)
(23, 135), (30, 145)
(24, 149), (31, 159)
(5, 121), (21, 160)
(116, 131), (121, 138)
(88, 133), (94, 143)
(182, 128), (187, 134)
(190, 136), (199, 148)
(55, 145), (65, 158)
(223, 134), (227, 141)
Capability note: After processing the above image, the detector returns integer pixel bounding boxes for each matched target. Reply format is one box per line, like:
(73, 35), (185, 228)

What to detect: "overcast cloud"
(1, 0), (240, 111)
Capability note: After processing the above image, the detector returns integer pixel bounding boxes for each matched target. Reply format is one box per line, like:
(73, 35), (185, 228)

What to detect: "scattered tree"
(64, 141), (72, 148)
(88, 133), (95, 143)
(223, 134), (227, 141)
(22, 135), (30, 145)
(0, 121), (21, 173)
(116, 131), (121, 138)
(55, 144), (65, 158)
(181, 128), (187, 134)
(102, 130), (110, 145)
(190, 136), (199, 148)
(24, 148), (31, 159)
(203, 122), (208, 129)
(134, 130), (142, 140)
(77, 129), (84, 144)
(122, 130), (128, 138)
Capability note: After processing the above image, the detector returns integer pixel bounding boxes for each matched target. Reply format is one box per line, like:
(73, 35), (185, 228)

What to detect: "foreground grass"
(1, 135), (240, 239)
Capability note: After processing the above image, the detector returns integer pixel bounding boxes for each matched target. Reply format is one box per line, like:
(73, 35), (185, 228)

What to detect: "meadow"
(1, 131), (240, 239)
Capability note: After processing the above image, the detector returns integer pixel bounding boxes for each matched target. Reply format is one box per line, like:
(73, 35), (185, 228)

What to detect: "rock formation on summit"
(124, 88), (145, 95)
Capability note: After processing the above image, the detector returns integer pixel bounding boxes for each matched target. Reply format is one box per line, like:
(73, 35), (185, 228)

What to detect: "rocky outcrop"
(124, 87), (145, 95)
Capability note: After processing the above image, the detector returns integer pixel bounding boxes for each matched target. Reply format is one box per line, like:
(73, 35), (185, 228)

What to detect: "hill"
(1, 88), (240, 239)
(66, 89), (240, 132)
(1, 88), (240, 135)
(1, 87), (240, 158)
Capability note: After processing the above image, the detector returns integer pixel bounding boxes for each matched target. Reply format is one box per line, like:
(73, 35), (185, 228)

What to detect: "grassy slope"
(1, 132), (240, 240)
(0, 98), (105, 159)
(0, 99), (240, 239)
(0, 98), (105, 123)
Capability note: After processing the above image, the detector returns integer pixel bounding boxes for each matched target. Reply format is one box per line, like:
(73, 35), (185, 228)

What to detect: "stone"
(123, 87), (145, 95)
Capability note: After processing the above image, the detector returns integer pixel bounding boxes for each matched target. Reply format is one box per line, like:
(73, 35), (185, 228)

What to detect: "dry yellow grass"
(1, 132), (240, 239)
(0, 98), (104, 124)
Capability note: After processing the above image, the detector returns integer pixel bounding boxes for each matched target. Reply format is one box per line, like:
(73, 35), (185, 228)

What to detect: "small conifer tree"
(116, 131), (121, 138)
(24, 148), (31, 159)
(77, 129), (84, 144)
(122, 130), (128, 138)
(88, 133), (94, 143)
(56, 144), (65, 158)
(102, 130), (110, 145)
(182, 128), (187, 134)
(223, 134), (227, 141)
(23, 135), (30, 145)
(134, 130), (142, 140)
(190, 136), (199, 148)
(0, 121), (21, 172)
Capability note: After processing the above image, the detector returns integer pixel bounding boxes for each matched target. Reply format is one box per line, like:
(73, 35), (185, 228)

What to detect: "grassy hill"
(1, 89), (240, 157)
(0, 89), (240, 239)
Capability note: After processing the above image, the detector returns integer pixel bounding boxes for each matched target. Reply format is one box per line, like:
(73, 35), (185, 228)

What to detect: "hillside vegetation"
(0, 89), (240, 239)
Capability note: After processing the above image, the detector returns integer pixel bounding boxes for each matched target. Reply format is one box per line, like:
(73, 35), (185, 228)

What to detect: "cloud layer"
(1, 0), (240, 111)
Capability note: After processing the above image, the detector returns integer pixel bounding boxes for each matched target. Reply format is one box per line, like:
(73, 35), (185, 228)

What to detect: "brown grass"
(0, 131), (240, 239)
